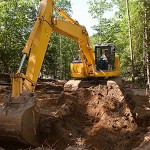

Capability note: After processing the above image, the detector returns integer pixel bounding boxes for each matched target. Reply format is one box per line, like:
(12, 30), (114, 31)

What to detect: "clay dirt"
(0, 79), (149, 150)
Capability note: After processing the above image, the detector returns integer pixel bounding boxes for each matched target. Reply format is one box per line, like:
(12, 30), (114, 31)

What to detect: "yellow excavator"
(0, 0), (120, 146)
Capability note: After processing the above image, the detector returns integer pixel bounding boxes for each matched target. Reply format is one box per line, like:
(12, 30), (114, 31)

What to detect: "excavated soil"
(0, 79), (149, 150)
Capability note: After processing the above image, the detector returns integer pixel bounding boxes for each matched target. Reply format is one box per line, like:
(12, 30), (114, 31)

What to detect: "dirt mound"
(33, 81), (150, 150)
(0, 80), (149, 150)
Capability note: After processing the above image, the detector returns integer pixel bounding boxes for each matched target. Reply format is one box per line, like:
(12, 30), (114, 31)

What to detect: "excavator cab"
(70, 43), (120, 78)
(95, 44), (115, 71)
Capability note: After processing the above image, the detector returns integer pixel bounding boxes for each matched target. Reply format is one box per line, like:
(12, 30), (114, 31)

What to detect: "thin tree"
(126, 0), (135, 82)
(59, 35), (63, 79)
(143, 0), (150, 89)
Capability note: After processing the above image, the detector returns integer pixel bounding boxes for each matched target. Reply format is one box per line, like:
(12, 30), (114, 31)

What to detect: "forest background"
(0, 0), (149, 88)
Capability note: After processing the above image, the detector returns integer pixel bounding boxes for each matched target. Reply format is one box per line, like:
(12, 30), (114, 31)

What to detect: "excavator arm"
(12, 0), (53, 97)
(12, 0), (95, 98)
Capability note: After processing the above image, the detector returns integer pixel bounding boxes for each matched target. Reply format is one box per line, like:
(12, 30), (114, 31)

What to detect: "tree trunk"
(59, 35), (63, 80)
(144, 1), (150, 89)
(126, 0), (135, 82)
(143, 28), (146, 86)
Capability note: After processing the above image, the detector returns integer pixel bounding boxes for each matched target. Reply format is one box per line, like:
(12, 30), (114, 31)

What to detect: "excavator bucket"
(0, 94), (40, 146)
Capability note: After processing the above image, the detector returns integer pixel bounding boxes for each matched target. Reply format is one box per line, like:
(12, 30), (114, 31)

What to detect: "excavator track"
(64, 77), (122, 91)
(64, 80), (82, 92)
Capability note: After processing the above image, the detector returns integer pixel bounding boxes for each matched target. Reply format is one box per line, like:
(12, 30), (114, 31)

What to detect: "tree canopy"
(88, 0), (150, 87)
(0, 0), (78, 80)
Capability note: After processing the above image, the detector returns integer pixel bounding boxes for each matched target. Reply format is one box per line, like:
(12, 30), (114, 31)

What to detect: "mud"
(0, 80), (149, 150)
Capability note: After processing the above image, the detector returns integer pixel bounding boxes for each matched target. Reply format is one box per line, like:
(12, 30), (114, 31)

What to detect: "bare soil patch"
(0, 80), (149, 150)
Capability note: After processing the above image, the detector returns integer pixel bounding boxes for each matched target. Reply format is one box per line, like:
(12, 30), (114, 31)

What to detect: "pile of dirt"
(0, 80), (149, 150)
(33, 80), (150, 150)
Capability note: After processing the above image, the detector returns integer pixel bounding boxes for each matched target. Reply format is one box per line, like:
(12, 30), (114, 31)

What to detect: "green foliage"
(89, 0), (148, 87)
(42, 33), (78, 80)
(54, 0), (72, 15)
(88, 0), (113, 43)
(112, 0), (145, 83)
(41, 0), (78, 79)
(1, 0), (149, 84)
(0, 0), (39, 72)
(0, 0), (78, 79)
(88, 0), (112, 18)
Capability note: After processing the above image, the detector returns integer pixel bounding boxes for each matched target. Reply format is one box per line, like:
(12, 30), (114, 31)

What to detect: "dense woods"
(0, 0), (150, 88)
(89, 0), (150, 88)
